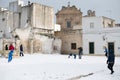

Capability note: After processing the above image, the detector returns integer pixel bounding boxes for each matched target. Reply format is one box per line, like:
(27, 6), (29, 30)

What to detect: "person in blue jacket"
(8, 43), (14, 62)
(106, 48), (115, 74)
(104, 46), (108, 57)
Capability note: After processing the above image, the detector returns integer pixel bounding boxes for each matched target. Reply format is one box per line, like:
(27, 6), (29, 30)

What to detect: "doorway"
(89, 42), (94, 54)
(108, 42), (114, 54)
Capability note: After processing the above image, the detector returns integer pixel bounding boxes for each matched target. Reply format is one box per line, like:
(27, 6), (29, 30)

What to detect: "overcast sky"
(0, 0), (120, 23)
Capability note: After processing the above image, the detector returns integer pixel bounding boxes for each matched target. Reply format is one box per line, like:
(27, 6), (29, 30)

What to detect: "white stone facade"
(0, 0), (61, 55)
(82, 16), (120, 55)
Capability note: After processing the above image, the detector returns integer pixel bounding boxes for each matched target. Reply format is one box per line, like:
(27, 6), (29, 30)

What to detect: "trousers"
(108, 63), (114, 72)
(8, 50), (14, 62)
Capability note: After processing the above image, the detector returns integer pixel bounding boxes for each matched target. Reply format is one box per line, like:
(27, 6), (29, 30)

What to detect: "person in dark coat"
(107, 48), (115, 74)
(20, 44), (24, 56)
(8, 43), (14, 62)
(5, 44), (8, 50)
(78, 47), (83, 59)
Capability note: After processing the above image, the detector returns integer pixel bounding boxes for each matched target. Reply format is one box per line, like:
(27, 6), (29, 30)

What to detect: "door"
(108, 42), (114, 54)
(89, 42), (94, 54)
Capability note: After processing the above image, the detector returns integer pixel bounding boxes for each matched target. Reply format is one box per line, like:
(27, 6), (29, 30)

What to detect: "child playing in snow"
(8, 43), (14, 62)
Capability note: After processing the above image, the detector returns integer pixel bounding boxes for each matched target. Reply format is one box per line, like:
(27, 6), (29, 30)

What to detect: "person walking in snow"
(104, 46), (108, 57)
(8, 43), (14, 62)
(106, 48), (115, 74)
(20, 44), (24, 56)
(78, 47), (83, 59)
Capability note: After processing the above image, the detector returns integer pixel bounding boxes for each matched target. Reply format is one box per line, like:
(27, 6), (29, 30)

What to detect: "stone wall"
(32, 3), (54, 30)
(55, 30), (82, 54)
(55, 5), (83, 54)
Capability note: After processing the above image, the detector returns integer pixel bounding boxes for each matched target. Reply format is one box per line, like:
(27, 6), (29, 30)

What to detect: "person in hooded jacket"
(107, 48), (115, 74)
(8, 43), (14, 62)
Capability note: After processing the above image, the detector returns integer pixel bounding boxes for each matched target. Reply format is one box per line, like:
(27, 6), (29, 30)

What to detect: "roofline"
(102, 16), (115, 21)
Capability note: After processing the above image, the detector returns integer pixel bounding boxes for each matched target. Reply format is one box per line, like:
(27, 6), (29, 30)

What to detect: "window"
(2, 18), (5, 21)
(90, 22), (94, 29)
(67, 21), (71, 28)
(108, 24), (112, 27)
(71, 43), (76, 49)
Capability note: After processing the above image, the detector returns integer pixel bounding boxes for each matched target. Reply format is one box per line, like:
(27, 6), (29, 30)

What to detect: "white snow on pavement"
(0, 54), (120, 80)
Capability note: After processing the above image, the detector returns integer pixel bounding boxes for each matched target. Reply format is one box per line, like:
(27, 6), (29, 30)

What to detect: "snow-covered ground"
(0, 54), (120, 80)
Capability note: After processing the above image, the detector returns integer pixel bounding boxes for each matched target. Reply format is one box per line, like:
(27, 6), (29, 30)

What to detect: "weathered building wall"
(33, 35), (61, 54)
(55, 30), (82, 54)
(9, 0), (23, 13)
(21, 6), (29, 28)
(55, 5), (82, 54)
(0, 11), (11, 38)
(19, 3), (55, 53)
(0, 10), (19, 38)
(31, 3), (54, 30)
(52, 38), (62, 53)
(0, 39), (3, 51)
(102, 16), (115, 28)
(56, 6), (82, 30)
(0, 0), (58, 55)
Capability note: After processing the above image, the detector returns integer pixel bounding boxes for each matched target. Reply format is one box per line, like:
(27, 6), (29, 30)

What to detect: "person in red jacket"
(8, 43), (14, 62)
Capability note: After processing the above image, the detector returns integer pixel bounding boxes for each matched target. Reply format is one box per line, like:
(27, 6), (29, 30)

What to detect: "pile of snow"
(0, 54), (120, 80)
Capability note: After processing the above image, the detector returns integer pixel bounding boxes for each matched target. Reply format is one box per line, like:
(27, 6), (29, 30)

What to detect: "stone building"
(82, 10), (120, 56)
(19, 1), (55, 54)
(55, 4), (83, 54)
(0, 0), (61, 56)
